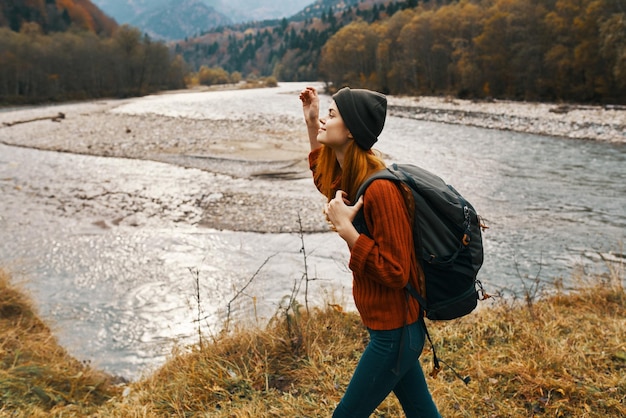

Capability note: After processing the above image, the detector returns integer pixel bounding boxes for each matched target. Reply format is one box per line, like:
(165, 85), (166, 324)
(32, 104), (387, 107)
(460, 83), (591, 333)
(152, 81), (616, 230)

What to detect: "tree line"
(320, 0), (626, 103)
(3, 0), (624, 105)
(0, 24), (186, 104)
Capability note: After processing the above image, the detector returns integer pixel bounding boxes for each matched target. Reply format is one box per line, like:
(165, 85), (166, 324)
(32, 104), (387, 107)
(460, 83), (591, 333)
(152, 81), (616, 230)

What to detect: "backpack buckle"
(462, 233), (471, 246)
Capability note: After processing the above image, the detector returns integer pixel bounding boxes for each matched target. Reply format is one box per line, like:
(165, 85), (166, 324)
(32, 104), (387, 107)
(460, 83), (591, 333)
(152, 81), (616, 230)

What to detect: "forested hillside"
(181, 0), (626, 104)
(0, 1), (186, 104)
(1, 0), (624, 105)
(177, 0), (410, 81)
(0, 0), (117, 35)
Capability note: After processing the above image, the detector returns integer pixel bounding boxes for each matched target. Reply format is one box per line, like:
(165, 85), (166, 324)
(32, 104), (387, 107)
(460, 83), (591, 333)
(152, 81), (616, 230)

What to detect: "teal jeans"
(332, 320), (441, 418)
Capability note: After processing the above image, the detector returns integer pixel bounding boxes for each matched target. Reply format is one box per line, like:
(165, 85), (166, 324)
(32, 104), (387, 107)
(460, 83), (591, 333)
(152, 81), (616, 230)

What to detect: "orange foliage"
(56, 0), (95, 32)
(50, 0), (117, 35)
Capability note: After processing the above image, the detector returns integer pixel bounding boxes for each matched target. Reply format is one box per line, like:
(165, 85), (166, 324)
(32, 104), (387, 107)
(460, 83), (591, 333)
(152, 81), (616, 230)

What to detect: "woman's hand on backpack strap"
(325, 191), (363, 248)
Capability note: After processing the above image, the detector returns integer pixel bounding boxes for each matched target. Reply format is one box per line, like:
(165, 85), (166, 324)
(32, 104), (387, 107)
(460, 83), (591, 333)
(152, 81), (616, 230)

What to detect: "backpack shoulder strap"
(353, 167), (401, 236)
(354, 167), (400, 201)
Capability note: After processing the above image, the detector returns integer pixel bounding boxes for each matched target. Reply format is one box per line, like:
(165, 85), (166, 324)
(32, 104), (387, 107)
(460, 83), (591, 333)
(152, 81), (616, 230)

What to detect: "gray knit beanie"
(332, 87), (387, 150)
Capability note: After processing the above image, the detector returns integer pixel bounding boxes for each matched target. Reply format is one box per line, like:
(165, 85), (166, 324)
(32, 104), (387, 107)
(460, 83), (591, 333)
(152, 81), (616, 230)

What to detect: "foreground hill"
(1, 266), (624, 416)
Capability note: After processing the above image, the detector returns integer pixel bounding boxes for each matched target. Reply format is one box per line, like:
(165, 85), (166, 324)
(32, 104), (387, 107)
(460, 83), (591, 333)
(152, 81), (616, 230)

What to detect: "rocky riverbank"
(2, 89), (624, 164)
(1, 87), (624, 233)
(0, 93), (328, 233)
(388, 95), (626, 144)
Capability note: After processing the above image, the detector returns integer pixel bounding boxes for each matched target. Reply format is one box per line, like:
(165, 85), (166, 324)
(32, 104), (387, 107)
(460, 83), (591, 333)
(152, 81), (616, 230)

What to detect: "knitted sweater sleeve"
(348, 179), (421, 329)
(348, 179), (413, 289)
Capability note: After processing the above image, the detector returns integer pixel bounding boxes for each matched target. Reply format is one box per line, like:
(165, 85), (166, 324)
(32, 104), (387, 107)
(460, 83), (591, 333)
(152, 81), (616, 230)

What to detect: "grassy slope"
(1, 267), (624, 417)
(0, 271), (121, 417)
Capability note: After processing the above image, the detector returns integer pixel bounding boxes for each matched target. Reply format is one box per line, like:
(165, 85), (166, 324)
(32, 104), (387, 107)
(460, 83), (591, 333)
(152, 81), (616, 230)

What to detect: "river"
(1, 83), (624, 380)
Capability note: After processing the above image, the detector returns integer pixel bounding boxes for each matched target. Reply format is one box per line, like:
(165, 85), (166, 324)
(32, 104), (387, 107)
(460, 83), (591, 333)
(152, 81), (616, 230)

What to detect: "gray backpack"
(353, 163), (487, 320)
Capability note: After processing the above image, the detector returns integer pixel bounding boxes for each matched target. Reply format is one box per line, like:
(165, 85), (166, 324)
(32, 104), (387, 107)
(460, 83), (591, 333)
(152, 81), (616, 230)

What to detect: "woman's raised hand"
(299, 86), (320, 127)
(299, 86), (322, 150)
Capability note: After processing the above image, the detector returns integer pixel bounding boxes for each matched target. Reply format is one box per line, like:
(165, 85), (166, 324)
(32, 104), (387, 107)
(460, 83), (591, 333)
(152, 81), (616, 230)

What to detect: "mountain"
(0, 0), (117, 35)
(291, 0), (403, 21)
(130, 0), (232, 40)
(214, 0), (314, 23)
(91, 0), (313, 40)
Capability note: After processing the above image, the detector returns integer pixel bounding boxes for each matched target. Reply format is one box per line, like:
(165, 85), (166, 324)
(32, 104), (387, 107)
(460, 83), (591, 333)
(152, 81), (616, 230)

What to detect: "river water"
(1, 83), (624, 380)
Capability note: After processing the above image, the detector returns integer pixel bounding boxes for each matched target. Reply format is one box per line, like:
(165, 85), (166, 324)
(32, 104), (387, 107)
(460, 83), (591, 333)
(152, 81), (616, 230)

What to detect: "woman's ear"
(347, 131), (354, 139)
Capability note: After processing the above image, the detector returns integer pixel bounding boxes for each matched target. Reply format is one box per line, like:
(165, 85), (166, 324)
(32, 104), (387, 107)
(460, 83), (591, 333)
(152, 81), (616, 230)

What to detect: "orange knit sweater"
(309, 149), (421, 330)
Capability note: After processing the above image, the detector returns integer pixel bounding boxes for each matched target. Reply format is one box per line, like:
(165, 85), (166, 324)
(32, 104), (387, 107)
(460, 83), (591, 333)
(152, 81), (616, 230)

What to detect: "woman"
(299, 86), (441, 418)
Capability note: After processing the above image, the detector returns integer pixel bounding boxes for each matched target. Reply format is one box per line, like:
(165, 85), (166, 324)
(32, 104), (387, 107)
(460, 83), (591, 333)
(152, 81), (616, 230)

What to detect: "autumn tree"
(472, 0), (551, 99)
(374, 9), (416, 93)
(599, 13), (626, 97)
(198, 66), (231, 85)
(540, 0), (625, 101)
(319, 20), (380, 89)
(446, 1), (483, 98)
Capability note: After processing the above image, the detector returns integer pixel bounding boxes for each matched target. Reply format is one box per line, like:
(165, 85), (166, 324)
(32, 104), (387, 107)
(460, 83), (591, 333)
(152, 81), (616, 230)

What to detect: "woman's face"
(317, 100), (352, 150)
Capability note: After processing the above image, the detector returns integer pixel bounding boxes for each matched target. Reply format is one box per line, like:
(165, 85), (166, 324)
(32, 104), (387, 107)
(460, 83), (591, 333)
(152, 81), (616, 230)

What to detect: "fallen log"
(3, 112), (65, 127)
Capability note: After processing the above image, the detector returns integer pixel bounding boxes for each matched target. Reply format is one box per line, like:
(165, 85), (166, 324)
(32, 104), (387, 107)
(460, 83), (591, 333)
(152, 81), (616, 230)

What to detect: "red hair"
(314, 141), (386, 203)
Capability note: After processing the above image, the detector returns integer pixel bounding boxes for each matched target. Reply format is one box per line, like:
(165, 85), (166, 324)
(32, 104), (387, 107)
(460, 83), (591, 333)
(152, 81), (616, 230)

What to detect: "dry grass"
(0, 270), (122, 417)
(1, 264), (624, 417)
(425, 268), (626, 417)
